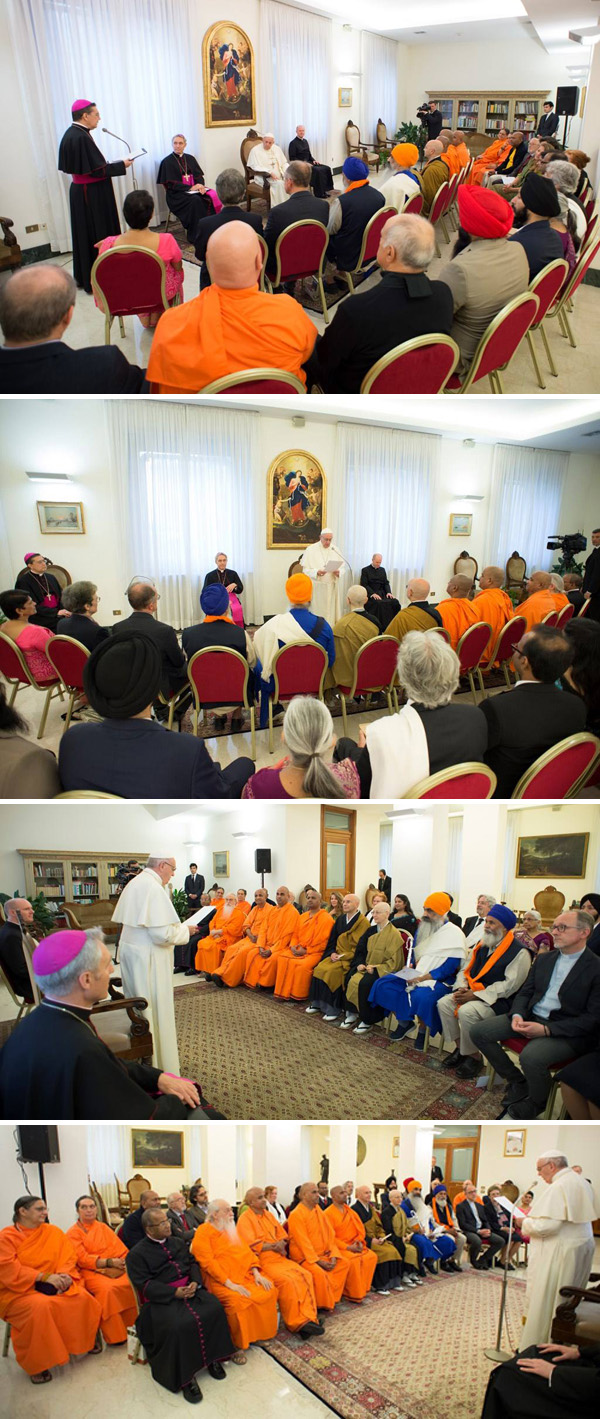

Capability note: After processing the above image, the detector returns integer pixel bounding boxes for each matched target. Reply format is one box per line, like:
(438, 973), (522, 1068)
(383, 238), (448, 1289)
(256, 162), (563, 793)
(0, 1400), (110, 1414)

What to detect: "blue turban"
(488, 904), (517, 931)
(432, 1185), (448, 1198)
(201, 583), (230, 616)
(343, 156), (368, 182)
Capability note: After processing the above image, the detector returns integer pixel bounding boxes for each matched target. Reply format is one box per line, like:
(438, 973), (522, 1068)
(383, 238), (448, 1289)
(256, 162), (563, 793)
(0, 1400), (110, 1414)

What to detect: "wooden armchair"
(506, 550), (527, 600)
(114, 1175), (131, 1216)
(376, 120), (394, 153)
(551, 1272), (600, 1348)
(0, 958), (33, 1024)
(19, 928), (153, 1064)
(345, 121), (380, 174)
(453, 551), (478, 586)
(241, 130), (272, 212)
(127, 1174), (151, 1206)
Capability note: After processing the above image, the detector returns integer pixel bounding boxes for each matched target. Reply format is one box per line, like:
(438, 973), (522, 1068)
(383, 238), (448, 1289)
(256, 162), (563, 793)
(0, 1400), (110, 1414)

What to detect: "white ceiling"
(283, 0), (596, 59)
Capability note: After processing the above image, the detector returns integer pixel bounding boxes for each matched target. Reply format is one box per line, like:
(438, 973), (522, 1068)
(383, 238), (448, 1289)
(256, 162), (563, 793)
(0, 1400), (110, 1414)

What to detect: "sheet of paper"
(186, 905), (215, 927)
(322, 559), (342, 573)
(395, 966), (421, 982)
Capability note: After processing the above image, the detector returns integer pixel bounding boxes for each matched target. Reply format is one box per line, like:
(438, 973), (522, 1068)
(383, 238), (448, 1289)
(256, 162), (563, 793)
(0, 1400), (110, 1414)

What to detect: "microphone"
(102, 126), (131, 154)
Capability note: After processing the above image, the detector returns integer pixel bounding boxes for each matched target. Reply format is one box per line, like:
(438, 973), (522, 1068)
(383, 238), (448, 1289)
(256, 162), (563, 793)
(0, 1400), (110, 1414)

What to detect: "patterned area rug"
(263, 1270), (527, 1419)
(173, 981), (505, 1120)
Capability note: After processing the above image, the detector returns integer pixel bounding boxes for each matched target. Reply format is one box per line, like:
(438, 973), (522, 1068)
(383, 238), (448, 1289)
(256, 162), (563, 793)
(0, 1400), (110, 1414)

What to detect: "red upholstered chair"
(402, 191), (424, 216)
(546, 238), (600, 348)
(187, 647), (256, 759)
(524, 259), (568, 388)
(511, 733), (600, 799)
(444, 171), (461, 229)
(484, 615), (527, 687)
(430, 626), (451, 642)
(445, 292), (540, 394)
(540, 610), (559, 626)
(91, 247), (172, 344)
(338, 207), (396, 293)
(577, 599), (590, 617)
(200, 369), (305, 393)
(486, 1034), (571, 1114)
(555, 603), (575, 629)
(268, 643), (328, 752)
(0, 630), (61, 739)
(456, 622), (493, 704)
(270, 220), (330, 322)
(336, 636), (400, 735)
(404, 764), (497, 799)
(580, 213), (598, 257)
(360, 334), (460, 393)
(45, 636), (90, 733)
(428, 182), (450, 255)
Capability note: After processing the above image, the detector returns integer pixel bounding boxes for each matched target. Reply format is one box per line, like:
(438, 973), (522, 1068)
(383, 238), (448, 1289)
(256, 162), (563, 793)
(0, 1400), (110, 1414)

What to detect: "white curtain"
(6, 0), (198, 252)
(446, 815), (463, 904)
(335, 423), (439, 601)
(106, 401), (261, 629)
(259, 0), (332, 165)
(485, 444), (569, 573)
(87, 1125), (130, 1209)
(503, 810), (519, 904)
(360, 31), (398, 142)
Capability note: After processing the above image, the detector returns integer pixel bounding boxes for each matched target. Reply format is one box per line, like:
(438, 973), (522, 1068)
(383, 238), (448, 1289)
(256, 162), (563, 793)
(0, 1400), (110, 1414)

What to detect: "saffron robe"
(125, 1234), (233, 1392)
(520, 1167), (597, 1350)
(195, 902), (247, 974)
(66, 1219), (136, 1343)
(386, 603), (440, 644)
(510, 589), (557, 633)
(211, 903), (275, 987)
(473, 587), (513, 662)
(437, 596), (480, 649)
(311, 912), (369, 996)
(324, 611), (378, 690)
(112, 866), (188, 1074)
(550, 592), (570, 614)
(147, 284), (317, 394)
(467, 138), (511, 186)
(274, 909), (334, 1000)
(243, 902), (300, 988)
(345, 922), (404, 1012)
(0, 1223), (101, 1376)
(323, 1205), (377, 1300)
(287, 1203), (350, 1308)
(442, 142), (470, 175)
(191, 1223), (278, 1349)
(236, 1209), (317, 1330)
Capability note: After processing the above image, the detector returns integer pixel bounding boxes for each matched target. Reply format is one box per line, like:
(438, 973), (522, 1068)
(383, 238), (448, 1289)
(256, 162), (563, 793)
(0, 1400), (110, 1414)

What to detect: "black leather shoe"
(208, 1361), (226, 1379)
(210, 975), (225, 988)
(185, 969), (199, 977)
(183, 1380), (203, 1403)
(442, 1047), (462, 1069)
(299, 1321), (325, 1337)
(455, 1056), (481, 1080)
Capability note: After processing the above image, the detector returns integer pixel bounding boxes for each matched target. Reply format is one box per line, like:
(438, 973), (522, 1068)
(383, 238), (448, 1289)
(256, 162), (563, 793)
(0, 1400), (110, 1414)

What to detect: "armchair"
(241, 130), (272, 212)
(344, 121), (380, 174)
(551, 1272), (600, 1349)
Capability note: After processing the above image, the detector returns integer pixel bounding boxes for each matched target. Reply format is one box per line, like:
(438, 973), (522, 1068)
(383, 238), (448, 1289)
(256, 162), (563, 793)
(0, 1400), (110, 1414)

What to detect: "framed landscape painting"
(267, 450), (327, 550)
(132, 1129), (184, 1168)
(203, 22), (256, 127)
(37, 501), (85, 534)
(516, 832), (589, 878)
(213, 850), (230, 878)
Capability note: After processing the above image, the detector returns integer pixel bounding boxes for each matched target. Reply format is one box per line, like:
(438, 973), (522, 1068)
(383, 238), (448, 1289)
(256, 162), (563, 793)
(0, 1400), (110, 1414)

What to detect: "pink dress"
(95, 233), (184, 303)
(242, 757), (361, 799)
(15, 625), (55, 683)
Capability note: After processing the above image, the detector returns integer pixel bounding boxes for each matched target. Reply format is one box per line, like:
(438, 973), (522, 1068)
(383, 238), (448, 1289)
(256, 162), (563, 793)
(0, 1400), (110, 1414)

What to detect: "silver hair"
(382, 214), (435, 271)
(524, 909), (541, 922)
(547, 160), (579, 195)
(397, 630), (460, 708)
(34, 926), (105, 993)
(537, 1151), (569, 1169)
(61, 580), (97, 614)
(479, 895), (497, 907)
(215, 168), (246, 205)
(206, 1198), (228, 1221)
(282, 697), (347, 799)
(550, 573), (564, 592)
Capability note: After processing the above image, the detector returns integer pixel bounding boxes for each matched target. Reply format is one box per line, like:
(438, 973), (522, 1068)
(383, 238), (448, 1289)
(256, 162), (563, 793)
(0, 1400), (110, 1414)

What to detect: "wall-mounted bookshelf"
(427, 90), (550, 151)
(20, 852), (149, 927)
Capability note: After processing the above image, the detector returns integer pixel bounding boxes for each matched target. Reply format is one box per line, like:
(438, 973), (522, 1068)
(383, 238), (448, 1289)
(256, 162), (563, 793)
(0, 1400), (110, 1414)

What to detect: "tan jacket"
(438, 237), (529, 373)
(0, 732), (60, 799)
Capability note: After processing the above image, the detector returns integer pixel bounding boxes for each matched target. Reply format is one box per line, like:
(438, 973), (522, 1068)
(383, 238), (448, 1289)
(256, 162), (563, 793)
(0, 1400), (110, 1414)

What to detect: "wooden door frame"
(433, 1131), (481, 1203)
(320, 806), (356, 897)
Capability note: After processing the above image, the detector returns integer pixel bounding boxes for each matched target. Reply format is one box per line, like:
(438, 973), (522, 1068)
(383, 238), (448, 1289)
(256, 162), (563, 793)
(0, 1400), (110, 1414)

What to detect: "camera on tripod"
(546, 533), (587, 558)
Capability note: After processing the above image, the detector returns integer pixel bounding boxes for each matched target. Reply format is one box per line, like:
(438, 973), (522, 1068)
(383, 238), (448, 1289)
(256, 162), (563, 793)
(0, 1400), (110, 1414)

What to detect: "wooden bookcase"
(427, 90), (550, 153)
(19, 851), (149, 930)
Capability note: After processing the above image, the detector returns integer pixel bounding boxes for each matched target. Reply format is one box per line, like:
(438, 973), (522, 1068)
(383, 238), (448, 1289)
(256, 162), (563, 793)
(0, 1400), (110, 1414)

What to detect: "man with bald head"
(325, 1186), (378, 1299)
(243, 886), (300, 989)
(146, 221), (317, 394)
(386, 577), (443, 644)
(210, 887), (274, 988)
(115, 577), (188, 699)
(360, 555), (400, 629)
(443, 131), (470, 176)
(437, 574), (480, 649)
(420, 139), (448, 216)
(287, 1183), (350, 1309)
(511, 570), (563, 633)
(236, 1188), (322, 1337)
(307, 893), (368, 1021)
(473, 567), (513, 662)
(288, 125), (333, 197)
(0, 264), (145, 393)
(0, 898), (35, 1003)
(274, 888), (332, 1001)
(324, 586), (379, 689)
(480, 623), (586, 797)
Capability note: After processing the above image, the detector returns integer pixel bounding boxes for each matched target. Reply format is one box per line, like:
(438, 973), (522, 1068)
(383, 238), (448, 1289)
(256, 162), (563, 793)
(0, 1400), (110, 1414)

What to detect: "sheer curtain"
(335, 423), (439, 600)
(106, 401), (261, 629)
(446, 815), (463, 905)
(87, 1126), (130, 1210)
(360, 31), (398, 142)
(7, 0), (198, 251)
(259, 0), (332, 164)
(485, 444), (568, 572)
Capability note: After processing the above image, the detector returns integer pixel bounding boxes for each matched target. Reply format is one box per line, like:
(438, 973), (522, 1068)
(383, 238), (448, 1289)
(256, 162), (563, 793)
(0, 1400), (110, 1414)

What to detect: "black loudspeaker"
(17, 1126), (60, 1164)
(255, 849), (272, 873)
(556, 86), (579, 117)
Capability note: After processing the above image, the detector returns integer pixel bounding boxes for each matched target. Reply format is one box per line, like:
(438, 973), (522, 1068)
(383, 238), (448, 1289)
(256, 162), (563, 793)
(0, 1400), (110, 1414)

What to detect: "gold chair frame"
(456, 621), (493, 704)
(45, 634), (90, 733)
(524, 259), (568, 388)
(360, 334), (460, 394)
(201, 368), (305, 393)
(187, 646), (256, 759)
(0, 629), (63, 739)
(338, 206), (397, 293)
(337, 635), (400, 735)
(271, 219), (330, 323)
(511, 732), (600, 799)
(269, 641), (328, 752)
(91, 245), (172, 345)
(404, 762), (497, 799)
(448, 292), (540, 393)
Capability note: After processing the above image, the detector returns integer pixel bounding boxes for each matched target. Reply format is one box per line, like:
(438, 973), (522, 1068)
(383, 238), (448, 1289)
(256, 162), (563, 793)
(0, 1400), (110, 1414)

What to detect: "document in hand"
(395, 966), (421, 982)
(323, 559), (342, 573)
(186, 905), (216, 927)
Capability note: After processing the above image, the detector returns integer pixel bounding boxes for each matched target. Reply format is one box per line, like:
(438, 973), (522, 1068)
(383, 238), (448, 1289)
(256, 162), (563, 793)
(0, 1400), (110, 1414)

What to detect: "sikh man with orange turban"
(252, 572), (335, 729)
(380, 142), (422, 211)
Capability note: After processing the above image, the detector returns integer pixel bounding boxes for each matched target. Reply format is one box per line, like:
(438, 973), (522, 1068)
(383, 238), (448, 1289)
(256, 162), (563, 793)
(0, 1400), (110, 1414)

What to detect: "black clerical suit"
(0, 342), (146, 395)
(57, 614), (110, 652)
(194, 207), (264, 288)
(0, 921), (33, 1003)
(58, 124), (126, 292)
(360, 563), (400, 630)
(480, 681), (587, 797)
(112, 611), (187, 695)
(482, 1343), (600, 1419)
(378, 875), (392, 903)
(126, 1235), (232, 1394)
(264, 188), (329, 266)
(566, 588), (585, 613)
(15, 567), (62, 631)
(58, 718), (253, 799)
(184, 872), (205, 907)
(203, 568), (244, 597)
(157, 151), (214, 243)
(583, 545), (600, 622)
(537, 109), (560, 139)
(307, 271), (454, 394)
(288, 137), (333, 198)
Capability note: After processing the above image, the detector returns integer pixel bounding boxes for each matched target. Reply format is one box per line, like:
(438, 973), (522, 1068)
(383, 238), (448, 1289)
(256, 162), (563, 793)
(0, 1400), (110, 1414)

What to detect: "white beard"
(481, 928), (503, 948)
(410, 1196), (430, 1227)
(414, 916), (441, 962)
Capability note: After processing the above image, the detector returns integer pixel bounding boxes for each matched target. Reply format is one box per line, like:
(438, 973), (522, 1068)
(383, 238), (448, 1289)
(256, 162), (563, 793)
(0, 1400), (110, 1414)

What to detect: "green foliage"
(0, 890), (56, 932)
(171, 888), (189, 923)
(552, 554), (585, 577)
(394, 121), (421, 147)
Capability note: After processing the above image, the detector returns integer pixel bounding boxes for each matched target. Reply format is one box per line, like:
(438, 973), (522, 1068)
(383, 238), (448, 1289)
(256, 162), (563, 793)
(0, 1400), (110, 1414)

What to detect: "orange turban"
(423, 892), (452, 916)
(391, 143), (419, 168)
(286, 573), (312, 605)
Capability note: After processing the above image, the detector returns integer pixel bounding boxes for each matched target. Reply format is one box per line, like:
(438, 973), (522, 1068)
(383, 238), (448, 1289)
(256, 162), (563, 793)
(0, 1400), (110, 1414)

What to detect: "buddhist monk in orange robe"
(473, 566), (513, 662)
(244, 887), (300, 989)
(437, 574), (480, 650)
(287, 1183), (350, 1309)
(211, 890), (274, 988)
(0, 1195), (101, 1382)
(147, 223), (317, 394)
(274, 889), (333, 1001)
(236, 1189), (322, 1337)
(191, 1202), (278, 1352)
(324, 1187), (377, 1301)
(466, 133), (511, 185)
(66, 1195), (137, 1345)
(195, 894), (245, 974)
(442, 134), (470, 175)
(237, 891), (252, 918)
(510, 571), (558, 632)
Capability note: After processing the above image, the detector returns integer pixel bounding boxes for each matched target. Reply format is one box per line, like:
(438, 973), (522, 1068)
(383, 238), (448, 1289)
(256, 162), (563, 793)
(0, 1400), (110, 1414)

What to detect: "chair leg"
(318, 275), (329, 325)
(250, 705), (256, 762)
(118, 316), (126, 339)
(8, 681), (19, 707)
(385, 690), (393, 715)
(468, 671), (477, 707)
(486, 1067), (496, 1091)
(37, 686), (54, 740)
(422, 1027), (430, 1057)
(268, 699), (274, 754)
(63, 690), (76, 733)
(539, 320), (558, 377)
(340, 694), (348, 736)
(345, 272), (355, 294)
(502, 661), (512, 689)
(439, 216), (450, 243)
(167, 697), (175, 731)
(477, 667), (485, 696)
(494, 369), (505, 393)
(105, 315), (111, 345)
(193, 707), (199, 736)
(392, 687), (399, 713)
(561, 307), (577, 348)
(526, 330), (545, 390)
(3, 1323), (10, 1357)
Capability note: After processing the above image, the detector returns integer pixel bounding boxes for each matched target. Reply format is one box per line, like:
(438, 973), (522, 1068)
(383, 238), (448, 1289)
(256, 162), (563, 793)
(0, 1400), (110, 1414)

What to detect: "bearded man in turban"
(508, 172), (564, 279)
(438, 185), (530, 374)
(369, 892), (467, 1045)
(437, 904), (531, 1079)
(380, 143), (423, 211)
(252, 572), (335, 728)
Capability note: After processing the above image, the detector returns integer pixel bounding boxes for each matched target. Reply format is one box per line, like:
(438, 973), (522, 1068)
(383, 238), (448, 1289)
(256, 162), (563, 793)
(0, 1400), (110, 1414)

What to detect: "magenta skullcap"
(33, 929), (87, 976)
(71, 99), (94, 114)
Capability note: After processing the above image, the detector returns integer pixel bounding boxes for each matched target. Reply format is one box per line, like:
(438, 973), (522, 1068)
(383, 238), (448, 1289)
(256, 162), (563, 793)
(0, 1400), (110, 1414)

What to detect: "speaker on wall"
(18, 1126), (60, 1164)
(556, 86), (579, 116)
(255, 849), (272, 873)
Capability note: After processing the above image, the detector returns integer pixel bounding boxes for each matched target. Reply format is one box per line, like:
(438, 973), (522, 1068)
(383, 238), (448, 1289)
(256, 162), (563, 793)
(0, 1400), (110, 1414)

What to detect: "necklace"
(41, 1001), (98, 1034)
(176, 154), (188, 177)
(29, 570), (50, 596)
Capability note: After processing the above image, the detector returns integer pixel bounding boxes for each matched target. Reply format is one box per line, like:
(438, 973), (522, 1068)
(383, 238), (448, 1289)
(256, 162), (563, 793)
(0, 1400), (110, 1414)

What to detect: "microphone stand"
(102, 127), (143, 189)
(484, 1202), (514, 1362)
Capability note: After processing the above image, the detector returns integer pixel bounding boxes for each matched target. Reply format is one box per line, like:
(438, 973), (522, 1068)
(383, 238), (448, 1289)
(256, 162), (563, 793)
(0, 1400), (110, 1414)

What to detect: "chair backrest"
(45, 635), (89, 690)
(91, 246), (168, 318)
(127, 1174), (151, 1205)
(430, 625), (451, 642)
(405, 763), (497, 799)
(200, 368), (305, 393)
(0, 630), (30, 686)
(512, 733), (600, 799)
(345, 121), (361, 154)
(463, 293), (539, 389)
(428, 182), (450, 225)
(556, 238), (600, 309)
(441, 174), (458, 212)
(360, 334), (460, 394)
(533, 884), (566, 924)
(20, 931), (41, 1006)
(453, 550), (478, 581)
(275, 220), (329, 284)
(580, 213), (598, 255)
(555, 603), (575, 628)
(354, 206), (396, 272)
(376, 119), (388, 144)
(506, 551), (526, 588)
(456, 621), (492, 672)
(351, 636), (399, 697)
(241, 130), (263, 179)
(402, 190), (424, 216)
(45, 563), (71, 590)
(272, 642), (328, 702)
(0, 957), (27, 1011)
(540, 610), (559, 627)
(529, 259), (569, 323)
(577, 598), (590, 617)
(187, 647), (250, 709)
(490, 615), (526, 666)
(257, 233), (269, 291)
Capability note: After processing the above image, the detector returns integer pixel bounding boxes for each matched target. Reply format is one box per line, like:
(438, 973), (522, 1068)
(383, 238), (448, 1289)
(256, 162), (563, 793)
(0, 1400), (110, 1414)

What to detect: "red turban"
(457, 185), (514, 239)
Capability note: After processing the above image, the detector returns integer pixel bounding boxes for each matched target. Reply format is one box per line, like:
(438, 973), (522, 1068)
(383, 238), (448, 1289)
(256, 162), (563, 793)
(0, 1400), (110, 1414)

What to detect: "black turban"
(580, 893), (600, 916)
(521, 172), (560, 218)
(83, 633), (163, 718)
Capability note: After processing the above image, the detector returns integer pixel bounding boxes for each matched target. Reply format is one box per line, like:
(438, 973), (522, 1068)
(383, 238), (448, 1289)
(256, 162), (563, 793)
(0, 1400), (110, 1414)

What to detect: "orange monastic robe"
(287, 1203), (350, 1309)
(239, 900), (252, 918)
(466, 138), (511, 185)
(212, 903), (275, 987)
(0, 1223), (101, 1376)
(147, 284), (318, 394)
(510, 589), (557, 633)
(236, 1208), (317, 1331)
(550, 592), (570, 614)
(473, 587), (513, 662)
(66, 1219), (137, 1344)
(442, 143), (469, 175)
(437, 597), (480, 650)
(191, 1223), (278, 1349)
(323, 1204), (377, 1300)
(195, 901), (246, 973)
(274, 909), (334, 1000)
(243, 902), (301, 989)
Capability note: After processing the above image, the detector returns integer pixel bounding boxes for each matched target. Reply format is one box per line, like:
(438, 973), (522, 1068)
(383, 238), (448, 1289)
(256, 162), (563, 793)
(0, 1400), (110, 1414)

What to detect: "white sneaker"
(412, 1276), (425, 1285)
(340, 1014), (359, 1029)
(403, 1277), (418, 1287)
(374, 1289), (390, 1296)
(305, 1005), (320, 1014)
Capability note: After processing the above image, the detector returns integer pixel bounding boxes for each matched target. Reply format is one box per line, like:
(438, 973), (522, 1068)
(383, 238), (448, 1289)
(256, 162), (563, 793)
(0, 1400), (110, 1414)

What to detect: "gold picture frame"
(37, 501), (85, 535)
(267, 450), (327, 550)
(449, 513), (473, 537)
(338, 87), (352, 108)
(213, 850), (230, 878)
(202, 22), (256, 128)
(132, 1129), (184, 1168)
(504, 1128), (526, 1158)
(516, 832), (589, 878)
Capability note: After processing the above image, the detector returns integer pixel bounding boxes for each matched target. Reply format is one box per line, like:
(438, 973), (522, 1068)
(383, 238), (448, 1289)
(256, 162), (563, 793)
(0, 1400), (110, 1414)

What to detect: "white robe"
(301, 540), (349, 623)
(253, 610), (316, 680)
(409, 919), (467, 986)
(365, 702), (430, 800)
(247, 142), (288, 207)
(380, 171), (421, 212)
(519, 1166), (597, 1349)
(112, 867), (188, 1075)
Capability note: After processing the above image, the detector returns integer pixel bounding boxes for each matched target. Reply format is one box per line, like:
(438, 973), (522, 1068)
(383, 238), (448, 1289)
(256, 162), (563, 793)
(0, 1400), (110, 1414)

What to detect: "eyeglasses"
(511, 644), (525, 657)
(553, 924), (576, 933)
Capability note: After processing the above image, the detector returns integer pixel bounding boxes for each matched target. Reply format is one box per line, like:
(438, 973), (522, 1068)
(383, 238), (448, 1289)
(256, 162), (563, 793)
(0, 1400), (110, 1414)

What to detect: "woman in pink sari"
(0, 590), (56, 683)
(95, 189), (183, 326)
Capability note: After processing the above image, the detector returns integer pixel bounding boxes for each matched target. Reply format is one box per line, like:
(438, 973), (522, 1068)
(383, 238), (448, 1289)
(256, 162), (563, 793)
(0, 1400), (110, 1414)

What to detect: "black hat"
(521, 172), (560, 218)
(83, 633), (163, 718)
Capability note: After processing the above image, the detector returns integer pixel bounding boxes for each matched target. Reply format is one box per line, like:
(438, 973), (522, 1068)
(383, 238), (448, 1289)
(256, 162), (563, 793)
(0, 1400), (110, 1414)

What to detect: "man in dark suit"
(378, 869), (392, 903)
(307, 212), (453, 393)
(317, 1184), (331, 1210)
(121, 1189), (162, 1249)
(115, 579), (188, 698)
(360, 555), (400, 629)
(563, 572), (585, 613)
(0, 264), (146, 393)
(582, 528), (600, 622)
(182, 583), (248, 663)
(166, 1191), (199, 1239)
(0, 898), (35, 1003)
(184, 864), (205, 910)
(418, 102), (443, 141)
(537, 101), (559, 139)
(288, 127), (333, 198)
(480, 623), (587, 797)
(326, 156), (385, 281)
(264, 161), (329, 274)
(194, 168), (263, 289)
(470, 909), (600, 1118)
(463, 894), (497, 944)
(580, 894), (600, 957)
(455, 1183), (504, 1269)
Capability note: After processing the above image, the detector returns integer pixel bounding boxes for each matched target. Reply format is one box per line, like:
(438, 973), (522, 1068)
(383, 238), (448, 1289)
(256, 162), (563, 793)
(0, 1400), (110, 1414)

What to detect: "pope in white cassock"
(519, 1150), (597, 1350)
(302, 529), (349, 623)
(247, 132), (288, 206)
(112, 857), (190, 1076)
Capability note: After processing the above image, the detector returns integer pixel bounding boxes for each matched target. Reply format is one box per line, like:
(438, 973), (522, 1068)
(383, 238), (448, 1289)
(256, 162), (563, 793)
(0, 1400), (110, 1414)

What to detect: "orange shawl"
(147, 285), (317, 393)
(431, 1196), (457, 1229)
(464, 930), (516, 992)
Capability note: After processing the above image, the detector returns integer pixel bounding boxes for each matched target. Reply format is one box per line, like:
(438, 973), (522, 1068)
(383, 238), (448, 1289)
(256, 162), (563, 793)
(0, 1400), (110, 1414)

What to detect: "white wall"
(505, 803), (600, 913)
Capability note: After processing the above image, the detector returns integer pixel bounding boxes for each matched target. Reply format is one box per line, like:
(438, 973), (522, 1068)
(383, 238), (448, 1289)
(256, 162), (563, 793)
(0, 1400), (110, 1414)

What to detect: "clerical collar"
(42, 998), (92, 1023)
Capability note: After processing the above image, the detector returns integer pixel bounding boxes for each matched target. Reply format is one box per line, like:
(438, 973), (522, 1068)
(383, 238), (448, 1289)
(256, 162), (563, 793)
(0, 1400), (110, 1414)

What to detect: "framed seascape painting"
(267, 450), (327, 550)
(516, 832), (589, 879)
(203, 23), (256, 127)
(449, 512), (473, 537)
(213, 850), (230, 878)
(132, 1129), (184, 1168)
(37, 501), (85, 534)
